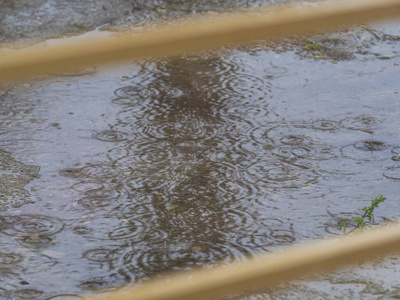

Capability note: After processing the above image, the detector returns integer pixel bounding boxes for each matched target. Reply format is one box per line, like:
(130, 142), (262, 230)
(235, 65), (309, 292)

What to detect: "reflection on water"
(0, 34), (399, 298)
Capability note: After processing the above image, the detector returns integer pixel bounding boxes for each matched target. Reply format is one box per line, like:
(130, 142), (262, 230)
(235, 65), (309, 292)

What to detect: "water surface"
(0, 7), (400, 300)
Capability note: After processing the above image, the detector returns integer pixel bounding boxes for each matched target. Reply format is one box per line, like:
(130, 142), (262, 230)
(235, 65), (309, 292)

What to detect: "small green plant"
(305, 42), (323, 51)
(340, 195), (386, 234)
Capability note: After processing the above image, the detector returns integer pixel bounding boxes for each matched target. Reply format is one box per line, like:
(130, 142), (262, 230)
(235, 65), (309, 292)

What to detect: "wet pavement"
(1, 1), (400, 299)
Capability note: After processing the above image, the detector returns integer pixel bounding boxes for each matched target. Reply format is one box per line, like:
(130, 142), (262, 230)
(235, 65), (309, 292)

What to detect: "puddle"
(1, 1), (400, 299)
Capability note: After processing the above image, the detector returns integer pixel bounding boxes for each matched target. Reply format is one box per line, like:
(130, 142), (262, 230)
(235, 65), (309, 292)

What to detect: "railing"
(1, 0), (400, 83)
(1, 0), (400, 299)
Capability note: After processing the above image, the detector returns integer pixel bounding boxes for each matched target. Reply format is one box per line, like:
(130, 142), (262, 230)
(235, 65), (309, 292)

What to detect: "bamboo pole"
(0, 0), (400, 83)
(90, 223), (400, 300)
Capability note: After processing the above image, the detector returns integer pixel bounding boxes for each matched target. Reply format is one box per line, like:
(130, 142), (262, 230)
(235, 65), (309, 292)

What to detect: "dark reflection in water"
(0, 30), (399, 298)
(66, 55), (287, 282)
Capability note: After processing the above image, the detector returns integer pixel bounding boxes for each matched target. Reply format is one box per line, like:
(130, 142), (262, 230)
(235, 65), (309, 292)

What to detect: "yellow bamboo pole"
(89, 223), (400, 300)
(0, 0), (400, 83)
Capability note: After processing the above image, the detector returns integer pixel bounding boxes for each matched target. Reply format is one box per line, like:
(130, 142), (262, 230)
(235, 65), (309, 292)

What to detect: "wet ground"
(1, 0), (400, 299)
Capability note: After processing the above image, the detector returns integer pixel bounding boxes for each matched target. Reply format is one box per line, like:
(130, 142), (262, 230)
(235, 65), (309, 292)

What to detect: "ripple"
(0, 215), (64, 237)
(265, 165), (301, 181)
(214, 176), (256, 201)
(19, 235), (54, 248)
(264, 62), (289, 77)
(131, 143), (171, 165)
(111, 198), (153, 219)
(125, 176), (171, 193)
(220, 208), (255, 230)
(270, 229), (296, 243)
(71, 225), (92, 235)
(249, 163), (318, 188)
(0, 108), (15, 118)
(62, 163), (121, 180)
(59, 167), (86, 178)
(143, 228), (170, 243)
(45, 295), (84, 300)
(259, 218), (284, 228)
(78, 278), (110, 291)
(79, 164), (121, 180)
(391, 155), (400, 162)
(109, 212), (169, 243)
(141, 120), (216, 142)
(236, 234), (272, 251)
(217, 73), (266, 100)
(237, 225), (295, 249)
(289, 146), (315, 159)
(191, 55), (239, 78)
(106, 147), (130, 161)
(311, 119), (342, 131)
(130, 242), (247, 274)
(249, 125), (275, 148)
(341, 140), (391, 161)
(72, 182), (103, 193)
(383, 167), (400, 180)
(268, 75), (309, 89)
(83, 248), (119, 262)
(0, 252), (23, 265)
(354, 140), (389, 151)
(112, 97), (142, 106)
(266, 126), (313, 146)
(108, 219), (147, 241)
(392, 146), (400, 155)
(78, 196), (114, 208)
(114, 85), (160, 99)
(340, 114), (379, 133)
(272, 145), (338, 160)
(222, 105), (268, 120)
(280, 134), (310, 145)
(272, 146), (310, 159)
(92, 130), (129, 142)
(12, 289), (43, 299)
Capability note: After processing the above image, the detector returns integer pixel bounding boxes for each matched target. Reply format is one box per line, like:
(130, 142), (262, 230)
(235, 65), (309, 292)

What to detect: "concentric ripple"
(383, 167), (400, 180)
(78, 196), (114, 208)
(311, 119), (342, 131)
(114, 85), (159, 99)
(83, 248), (119, 262)
(0, 215), (64, 237)
(280, 134), (310, 145)
(341, 140), (391, 161)
(217, 73), (266, 100)
(45, 295), (84, 300)
(19, 235), (54, 248)
(130, 143), (171, 165)
(340, 114), (379, 133)
(12, 289), (44, 299)
(265, 165), (301, 182)
(141, 120), (216, 142)
(266, 125), (313, 146)
(272, 145), (338, 160)
(108, 218), (148, 241)
(0, 252), (23, 265)
(270, 229), (296, 243)
(91, 130), (129, 142)
(128, 242), (248, 275)
(249, 163), (318, 188)
(354, 140), (389, 151)
(218, 208), (256, 230)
